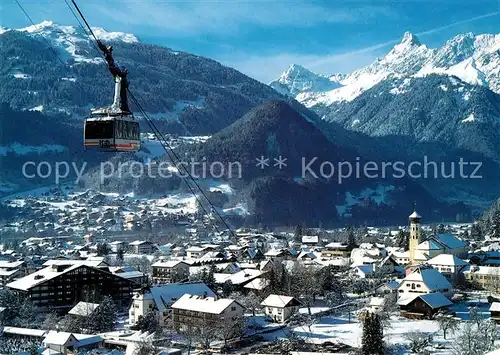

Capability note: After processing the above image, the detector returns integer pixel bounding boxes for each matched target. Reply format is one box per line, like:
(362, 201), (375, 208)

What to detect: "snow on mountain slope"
(1, 20), (138, 64)
(417, 58), (487, 87)
(269, 64), (341, 96)
(273, 31), (500, 107)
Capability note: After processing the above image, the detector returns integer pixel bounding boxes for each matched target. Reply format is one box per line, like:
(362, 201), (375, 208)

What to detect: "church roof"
(409, 211), (422, 219)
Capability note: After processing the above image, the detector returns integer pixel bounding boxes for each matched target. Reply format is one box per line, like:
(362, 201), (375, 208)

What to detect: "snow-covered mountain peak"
(401, 31), (421, 46)
(269, 64), (342, 96)
(19, 20), (55, 33)
(3, 21), (138, 44)
(2, 21), (139, 65)
(280, 64), (311, 79)
(90, 27), (139, 44)
(273, 31), (500, 107)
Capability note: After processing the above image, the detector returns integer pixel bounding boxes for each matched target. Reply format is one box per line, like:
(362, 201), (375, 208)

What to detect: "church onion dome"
(409, 211), (422, 220)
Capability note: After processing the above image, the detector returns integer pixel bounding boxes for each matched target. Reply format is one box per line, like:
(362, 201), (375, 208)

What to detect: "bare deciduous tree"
(404, 331), (432, 354)
(436, 314), (459, 340)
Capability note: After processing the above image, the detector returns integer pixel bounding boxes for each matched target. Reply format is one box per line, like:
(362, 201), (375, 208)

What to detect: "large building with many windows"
(6, 263), (134, 311)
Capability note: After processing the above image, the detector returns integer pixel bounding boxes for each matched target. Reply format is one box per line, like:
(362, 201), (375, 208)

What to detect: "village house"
(152, 261), (190, 283)
(426, 254), (468, 284)
(321, 242), (353, 259)
(464, 265), (500, 291)
(397, 265), (453, 298)
(171, 294), (245, 336)
(43, 331), (103, 354)
(301, 235), (319, 247)
(398, 292), (453, 319)
(129, 282), (216, 326)
(109, 241), (126, 253)
(129, 240), (156, 254)
(264, 249), (290, 262)
(354, 255), (401, 278)
(261, 294), (301, 323)
(186, 246), (209, 259)
(391, 250), (411, 265)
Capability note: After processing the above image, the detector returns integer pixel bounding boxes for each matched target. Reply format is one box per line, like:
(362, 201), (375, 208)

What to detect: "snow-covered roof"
(152, 260), (188, 268)
(261, 294), (300, 308)
(44, 331), (77, 346)
(418, 293), (453, 309)
(42, 259), (105, 268)
(302, 235), (319, 244)
(171, 294), (240, 314)
(186, 246), (208, 252)
(3, 326), (47, 337)
(324, 242), (349, 249)
(243, 277), (270, 290)
(417, 239), (443, 251)
(264, 249), (287, 256)
(409, 211), (422, 219)
(402, 266), (452, 290)
(0, 268), (21, 276)
(426, 254), (468, 267)
(7, 264), (82, 291)
(369, 297), (385, 307)
(214, 269), (262, 285)
(68, 301), (100, 316)
(433, 234), (466, 249)
(129, 240), (153, 246)
(490, 302), (500, 312)
(140, 282), (216, 312)
(0, 260), (24, 269)
(114, 271), (145, 280)
(397, 292), (452, 309)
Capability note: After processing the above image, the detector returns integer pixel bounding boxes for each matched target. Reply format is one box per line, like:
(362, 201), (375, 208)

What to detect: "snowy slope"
(273, 31), (500, 107)
(269, 64), (342, 96)
(1, 20), (138, 64)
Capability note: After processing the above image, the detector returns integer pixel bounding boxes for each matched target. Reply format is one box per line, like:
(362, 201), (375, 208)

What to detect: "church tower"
(408, 208), (422, 265)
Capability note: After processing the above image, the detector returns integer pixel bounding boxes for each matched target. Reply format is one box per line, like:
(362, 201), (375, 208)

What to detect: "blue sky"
(1, 0), (499, 82)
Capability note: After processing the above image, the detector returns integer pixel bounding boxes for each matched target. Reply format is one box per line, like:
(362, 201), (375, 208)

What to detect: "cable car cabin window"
(85, 121), (114, 139)
(115, 120), (139, 140)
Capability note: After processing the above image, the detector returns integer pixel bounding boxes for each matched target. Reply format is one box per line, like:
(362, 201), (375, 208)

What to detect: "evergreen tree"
(96, 243), (110, 256)
(116, 247), (125, 265)
(202, 265), (216, 290)
(87, 296), (117, 333)
(396, 230), (409, 250)
(136, 311), (159, 333)
(490, 211), (500, 238)
(221, 280), (234, 297)
(470, 223), (482, 241)
(294, 224), (303, 243)
(361, 312), (384, 355)
(436, 223), (446, 234)
(346, 227), (357, 248)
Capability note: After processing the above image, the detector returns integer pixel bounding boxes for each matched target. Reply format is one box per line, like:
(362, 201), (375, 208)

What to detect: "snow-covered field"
(291, 315), (458, 354)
